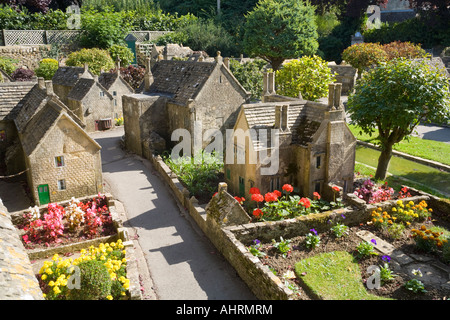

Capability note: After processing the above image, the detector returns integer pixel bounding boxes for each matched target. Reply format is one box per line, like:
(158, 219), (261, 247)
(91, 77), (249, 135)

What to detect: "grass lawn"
(348, 124), (450, 166)
(294, 251), (389, 300)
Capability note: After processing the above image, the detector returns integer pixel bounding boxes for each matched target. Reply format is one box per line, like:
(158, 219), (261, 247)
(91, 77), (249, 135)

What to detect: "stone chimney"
(328, 83), (342, 110)
(223, 57), (229, 69)
(38, 77), (45, 90)
(116, 57), (121, 73)
(215, 51), (223, 65)
(44, 80), (54, 96)
(274, 105), (289, 131)
(144, 57), (154, 92)
(263, 72), (276, 96)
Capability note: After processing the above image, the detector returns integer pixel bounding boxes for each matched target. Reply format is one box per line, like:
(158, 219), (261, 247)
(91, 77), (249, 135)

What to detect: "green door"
(37, 184), (50, 205)
(238, 176), (245, 197)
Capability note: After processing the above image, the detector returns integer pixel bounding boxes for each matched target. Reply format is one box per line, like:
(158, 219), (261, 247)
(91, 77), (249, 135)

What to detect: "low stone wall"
(0, 200), (43, 300)
(147, 152), (449, 299)
(0, 45), (51, 70)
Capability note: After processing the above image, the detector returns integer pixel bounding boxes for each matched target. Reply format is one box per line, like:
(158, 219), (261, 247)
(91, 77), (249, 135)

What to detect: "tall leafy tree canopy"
(242, 0), (318, 71)
(0, 0), (82, 13)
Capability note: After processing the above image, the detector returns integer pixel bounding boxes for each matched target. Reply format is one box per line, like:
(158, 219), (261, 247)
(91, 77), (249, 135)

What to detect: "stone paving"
(356, 230), (450, 291)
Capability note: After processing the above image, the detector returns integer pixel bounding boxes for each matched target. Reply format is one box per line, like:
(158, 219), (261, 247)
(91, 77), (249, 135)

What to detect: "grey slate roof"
(67, 78), (95, 101)
(0, 82), (36, 121)
(98, 71), (134, 92)
(148, 60), (216, 106)
(52, 66), (91, 87)
(20, 103), (61, 156)
(14, 84), (49, 132)
(242, 101), (326, 149)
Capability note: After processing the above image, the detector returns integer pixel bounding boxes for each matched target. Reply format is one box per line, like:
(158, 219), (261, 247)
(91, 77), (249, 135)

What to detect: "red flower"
(249, 187), (261, 195)
(264, 192), (278, 202)
(282, 184), (293, 193)
(253, 208), (263, 218)
(332, 186), (340, 192)
(298, 197), (311, 209)
(251, 193), (264, 202)
(313, 192), (321, 200)
(273, 190), (282, 198)
(234, 196), (245, 204)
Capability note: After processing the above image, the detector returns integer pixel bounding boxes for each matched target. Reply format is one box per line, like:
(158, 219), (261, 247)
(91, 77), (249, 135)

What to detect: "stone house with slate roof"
(225, 73), (356, 200)
(52, 65), (95, 105)
(123, 53), (250, 157)
(66, 76), (115, 132)
(98, 69), (134, 119)
(0, 78), (103, 206)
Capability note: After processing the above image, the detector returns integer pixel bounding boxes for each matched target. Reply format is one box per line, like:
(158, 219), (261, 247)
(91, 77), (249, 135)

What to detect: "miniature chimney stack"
(44, 80), (54, 96)
(38, 77), (45, 90)
(215, 51), (223, 65)
(223, 57), (229, 69)
(116, 57), (121, 74)
(263, 72), (276, 96)
(144, 57), (154, 92)
(274, 105), (288, 131)
(328, 83), (342, 110)
(328, 83), (335, 110)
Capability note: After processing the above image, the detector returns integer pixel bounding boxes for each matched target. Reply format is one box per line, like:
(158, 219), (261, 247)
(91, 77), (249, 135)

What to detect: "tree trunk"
(375, 143), (393, 180)
(270, 58), (285, 71)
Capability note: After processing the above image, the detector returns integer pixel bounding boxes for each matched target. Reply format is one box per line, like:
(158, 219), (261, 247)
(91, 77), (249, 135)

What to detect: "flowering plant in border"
(22, 193), (112, 246)
(353, 179), (394, 204)
(305, 228), (321, 249)
(38, 240), (129, 300)
(247, 239), (266, 258)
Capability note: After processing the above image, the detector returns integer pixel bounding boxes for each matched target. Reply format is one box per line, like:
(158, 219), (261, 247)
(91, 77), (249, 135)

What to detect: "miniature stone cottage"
(122, 53), (251, 157)
(0, 78), (103, 206)
(224, 73), (357, 200)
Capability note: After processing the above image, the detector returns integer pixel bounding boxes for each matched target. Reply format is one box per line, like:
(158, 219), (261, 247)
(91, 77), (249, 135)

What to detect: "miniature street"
(89, 127), (256, 300)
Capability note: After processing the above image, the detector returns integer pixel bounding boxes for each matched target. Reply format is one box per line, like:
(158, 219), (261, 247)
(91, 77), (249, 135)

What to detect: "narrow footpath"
(90, 127), (255, 300)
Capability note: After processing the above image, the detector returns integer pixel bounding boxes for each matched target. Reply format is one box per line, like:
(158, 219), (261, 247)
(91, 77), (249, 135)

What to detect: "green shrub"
(80, 7), (131, 49)
(66, 48), (115, 75)
(35, 58), (59, 80)
(0, 56), (18, 75)
(382, 41), (428, 61)
(68, 259), (112, 300)
(275, 55), (335, 101)
(229, 58), (267, 101)
(108, 45), (134, 66)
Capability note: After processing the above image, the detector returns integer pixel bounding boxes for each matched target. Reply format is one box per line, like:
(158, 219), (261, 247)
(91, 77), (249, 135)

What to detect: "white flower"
(412, 268), (423, 277)
(282, 270), (295, 280)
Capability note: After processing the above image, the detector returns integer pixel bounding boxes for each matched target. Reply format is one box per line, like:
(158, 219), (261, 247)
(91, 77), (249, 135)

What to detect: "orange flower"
(313, 192), (321, 200)
(251, 193), (264, 203)
(249, 187), (261, 195)
(252, 208), (263, 218)
(298, 197), (311, 209)
(282, 184), (294, 193)
(332, 186), (340, 192)
(264, 192), (278, 202)
(273, 190), (282, 198)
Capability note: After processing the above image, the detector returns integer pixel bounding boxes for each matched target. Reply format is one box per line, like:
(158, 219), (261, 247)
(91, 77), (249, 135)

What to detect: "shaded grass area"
(348, 124), (450, 166)
(294, 251), (388, 300)
(355, 146), (450, 198)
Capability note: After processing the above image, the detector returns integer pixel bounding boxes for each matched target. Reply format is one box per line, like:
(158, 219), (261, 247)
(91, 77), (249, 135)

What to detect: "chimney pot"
(38, 77), (45, 89)
(44, 80), (54, 96)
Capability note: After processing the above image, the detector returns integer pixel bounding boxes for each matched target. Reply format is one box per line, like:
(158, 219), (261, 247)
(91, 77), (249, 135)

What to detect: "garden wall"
(0, 199), (44, 300)
(147, 152), (449, 300)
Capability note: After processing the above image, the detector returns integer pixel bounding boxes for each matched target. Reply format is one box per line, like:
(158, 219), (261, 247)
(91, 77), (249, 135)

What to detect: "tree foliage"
(309, 0), (389, 17)
(347, 58), (450, 179)
(228, 58), (267, 101)
(65, 48), (115, 75)
(275, 55), (335, 101)
(242, 0), (318, 71)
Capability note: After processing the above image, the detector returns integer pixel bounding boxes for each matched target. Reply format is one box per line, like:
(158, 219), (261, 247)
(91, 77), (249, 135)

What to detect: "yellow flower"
(53, 286), (61, 295)
(41, 274), (47, 281)
(52, 254), (59, 261)
(106, 295), (113, 300)
(48, 281), (55, 287)
(45, 268), (53, 275)
(392, 207), (397, 212)
(408, 201), (414, 206)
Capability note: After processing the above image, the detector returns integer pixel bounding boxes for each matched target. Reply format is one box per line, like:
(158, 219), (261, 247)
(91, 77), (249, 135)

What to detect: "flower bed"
(36, 240), (131, 300)
(17, 194), (117, 251)
(242, 198), (450, 300)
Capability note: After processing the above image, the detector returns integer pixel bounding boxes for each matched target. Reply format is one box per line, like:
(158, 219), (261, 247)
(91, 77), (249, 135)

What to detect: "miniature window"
(55, 156), (65, 167)
(113, 91), (117, 96)
(114, 99), (117, 106)
(226, 169), (231, 180)
(270, 177), (280, 191)
(315, 182), (321, 193)
(99, 91), (105, 97)
(316, 156), (321, 169)
(57, 179), (66, 191)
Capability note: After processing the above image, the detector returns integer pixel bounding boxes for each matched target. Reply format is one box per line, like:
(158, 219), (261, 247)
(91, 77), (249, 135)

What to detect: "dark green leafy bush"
(68, 259), (112, 300)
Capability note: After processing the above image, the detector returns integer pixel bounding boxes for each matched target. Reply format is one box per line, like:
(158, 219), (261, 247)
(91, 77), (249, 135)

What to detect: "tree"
(275, 55), (335, 101)
(309, 0), (389, 18)
(0, 0), (82, 13)
(347, 58), (450, 180)
(242, 0), (318, 71)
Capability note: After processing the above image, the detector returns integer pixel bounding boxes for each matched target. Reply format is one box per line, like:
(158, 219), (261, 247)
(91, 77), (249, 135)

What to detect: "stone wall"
(0, 200), (44, 300)
(0, 45), (51, 71)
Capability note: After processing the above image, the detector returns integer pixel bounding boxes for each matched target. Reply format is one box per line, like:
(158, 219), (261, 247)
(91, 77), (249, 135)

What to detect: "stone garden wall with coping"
(148, 152), (449, 299)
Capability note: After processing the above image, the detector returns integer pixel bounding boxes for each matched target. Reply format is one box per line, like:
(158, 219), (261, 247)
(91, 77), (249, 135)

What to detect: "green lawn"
(348, 124), (450, 166)
(294, 251), (389, 300)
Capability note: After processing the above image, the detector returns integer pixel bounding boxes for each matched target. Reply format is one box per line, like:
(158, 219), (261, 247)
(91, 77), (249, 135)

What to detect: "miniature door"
(37, 184), (50, 205)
